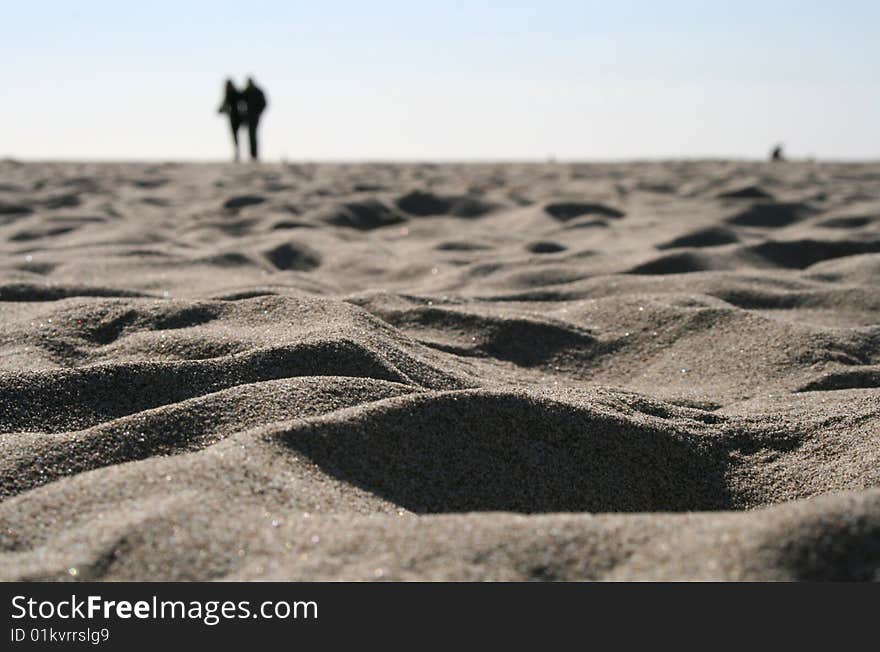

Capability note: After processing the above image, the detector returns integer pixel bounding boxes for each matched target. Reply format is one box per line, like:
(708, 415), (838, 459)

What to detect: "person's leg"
(248, 119), (259, 160)
(229, 118), (240, 162)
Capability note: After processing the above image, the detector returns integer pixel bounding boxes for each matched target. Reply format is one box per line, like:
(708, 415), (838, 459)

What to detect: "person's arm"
(218, 90), (232, 114)
(252, 89), (267, 113)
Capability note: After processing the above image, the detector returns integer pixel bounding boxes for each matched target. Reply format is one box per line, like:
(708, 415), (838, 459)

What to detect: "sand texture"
(1, 159), (878, 581)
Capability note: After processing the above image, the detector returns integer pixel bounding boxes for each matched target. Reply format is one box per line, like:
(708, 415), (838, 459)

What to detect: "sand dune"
(1, 159), (878, 581)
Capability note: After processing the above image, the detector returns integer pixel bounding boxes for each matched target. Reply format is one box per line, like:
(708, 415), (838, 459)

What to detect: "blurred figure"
(242, 77), (268, 161)
(218, 79), (245, 161)
(771, 144), (785, 162)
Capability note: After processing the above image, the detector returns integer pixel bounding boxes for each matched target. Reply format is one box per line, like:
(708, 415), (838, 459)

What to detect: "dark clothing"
(219, 85), (245, 161)
(219, 87), (244, 122)
(243, 85), (267, 117)
(229, 118), (242, 158)
(247, 121), (260, 159)
(242, 83), (268, 160)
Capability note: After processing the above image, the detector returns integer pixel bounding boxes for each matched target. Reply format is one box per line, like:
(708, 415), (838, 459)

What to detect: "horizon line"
(5, 155), (880, 165)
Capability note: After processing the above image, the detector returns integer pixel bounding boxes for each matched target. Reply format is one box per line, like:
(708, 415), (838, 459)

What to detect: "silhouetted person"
(218, 79), (245, 161)
(771, 144), (785, 162)
(242, 77), (268, 161)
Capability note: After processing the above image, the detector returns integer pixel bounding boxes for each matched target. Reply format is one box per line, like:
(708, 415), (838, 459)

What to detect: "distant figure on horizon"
(217, 79), (245, 161)
(771, 144), (785, 162)
(242, 77), (268, 161)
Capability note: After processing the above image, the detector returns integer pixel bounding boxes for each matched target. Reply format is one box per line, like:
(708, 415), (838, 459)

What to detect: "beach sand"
(0, 159), (878, 580)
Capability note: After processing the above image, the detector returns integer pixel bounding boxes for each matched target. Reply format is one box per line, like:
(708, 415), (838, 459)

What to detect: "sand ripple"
(1, 160), (878, 580)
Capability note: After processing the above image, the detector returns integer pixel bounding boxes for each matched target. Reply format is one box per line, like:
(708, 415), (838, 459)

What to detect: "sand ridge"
(0, 159), (878, 580)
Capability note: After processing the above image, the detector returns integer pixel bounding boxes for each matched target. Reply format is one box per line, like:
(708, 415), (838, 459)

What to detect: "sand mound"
(0, 201), (33, 216)
(320, 199), (407, 230)
(727, 201), (817, 227)
(527, 241), (567, 254)
(717, 185), (775, 200)
(544, 201), (625, 221)
(396, 190), (494, 217)
(223, 194), (267, 210)
(629, 251), (718, 274)
(1, 160), (878, 581)
(749, 238), (880, 269)
(658, 226), (740, 249)
(818, 214), (877, 229)
(264, 242), (322, 270)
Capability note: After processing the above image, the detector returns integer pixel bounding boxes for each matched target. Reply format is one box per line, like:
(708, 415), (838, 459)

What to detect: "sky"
(2, 1), (878, 161)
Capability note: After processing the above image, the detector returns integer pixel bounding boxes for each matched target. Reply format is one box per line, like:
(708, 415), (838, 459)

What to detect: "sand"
(0, 158), (878, 581)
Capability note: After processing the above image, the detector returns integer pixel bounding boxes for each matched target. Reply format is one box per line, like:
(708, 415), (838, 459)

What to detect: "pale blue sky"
(2, 1), (878, 160)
